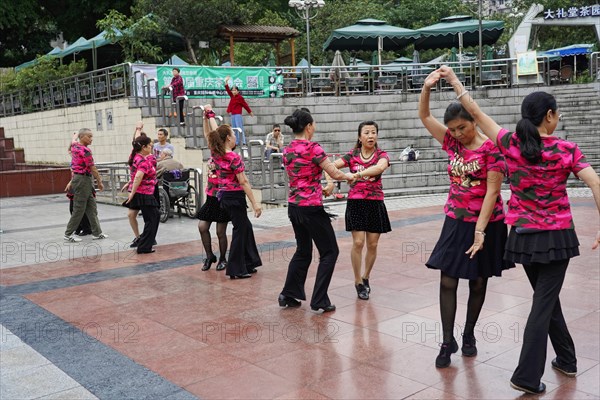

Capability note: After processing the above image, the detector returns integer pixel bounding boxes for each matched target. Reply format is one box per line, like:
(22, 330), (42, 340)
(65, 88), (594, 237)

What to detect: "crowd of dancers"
(64, 66), (600, 395)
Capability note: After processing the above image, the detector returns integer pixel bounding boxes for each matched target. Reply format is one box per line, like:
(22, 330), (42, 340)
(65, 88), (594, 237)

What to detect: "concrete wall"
(0, 99), (202, 169)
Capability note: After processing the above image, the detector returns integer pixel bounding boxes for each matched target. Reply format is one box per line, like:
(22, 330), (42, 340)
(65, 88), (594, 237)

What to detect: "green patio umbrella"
(323, 19), (420, 67)
(414, 15), (504, 51)
(267, 50), (277, 67)
(449, 47), (458, 62)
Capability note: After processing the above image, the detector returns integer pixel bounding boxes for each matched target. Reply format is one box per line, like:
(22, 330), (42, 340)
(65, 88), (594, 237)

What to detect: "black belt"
(73, 172), (92, 176)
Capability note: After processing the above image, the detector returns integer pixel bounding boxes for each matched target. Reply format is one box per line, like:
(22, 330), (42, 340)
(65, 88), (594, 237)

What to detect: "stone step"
(0, 158), (15, 171)
(0, 137), (15, 150)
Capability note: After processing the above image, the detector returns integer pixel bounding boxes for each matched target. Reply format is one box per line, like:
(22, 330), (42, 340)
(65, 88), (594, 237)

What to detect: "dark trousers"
(178, 98), (185, 123)
(221, 191), (261, 276)
(281, 204), (339, 308)
(137, 204), (160, 253)
(511, 260), (576, 387)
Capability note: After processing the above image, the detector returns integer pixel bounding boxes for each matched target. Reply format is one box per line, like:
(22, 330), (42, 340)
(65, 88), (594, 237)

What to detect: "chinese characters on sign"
(544, 4), (600, 19)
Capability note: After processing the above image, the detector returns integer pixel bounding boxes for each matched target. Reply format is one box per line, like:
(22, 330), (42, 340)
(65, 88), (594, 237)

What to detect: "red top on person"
(225, 83), (252, 115)
(169, 74), (185, 98)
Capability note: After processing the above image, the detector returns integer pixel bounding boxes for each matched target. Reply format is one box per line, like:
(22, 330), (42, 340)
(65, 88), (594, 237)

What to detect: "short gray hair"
(78, 128), (92, 139)
(161, 148), (173, 157)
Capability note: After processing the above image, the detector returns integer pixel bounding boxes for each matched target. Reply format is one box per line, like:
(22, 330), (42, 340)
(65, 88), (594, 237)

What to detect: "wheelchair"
(158, 169), (198, 223)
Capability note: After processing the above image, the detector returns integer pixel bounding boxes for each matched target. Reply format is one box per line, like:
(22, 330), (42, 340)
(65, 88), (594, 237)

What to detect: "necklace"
(360, 149), (375, 159)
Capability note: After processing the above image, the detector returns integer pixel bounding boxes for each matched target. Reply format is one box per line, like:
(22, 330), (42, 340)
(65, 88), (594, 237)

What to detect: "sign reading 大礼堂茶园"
(157, 66), (284, 98)
(544, 4), (600, 19)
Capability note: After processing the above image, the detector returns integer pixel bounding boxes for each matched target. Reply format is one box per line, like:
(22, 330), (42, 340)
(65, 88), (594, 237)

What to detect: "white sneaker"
(92, 233), (109, 240)
(64, 235), (82, 243)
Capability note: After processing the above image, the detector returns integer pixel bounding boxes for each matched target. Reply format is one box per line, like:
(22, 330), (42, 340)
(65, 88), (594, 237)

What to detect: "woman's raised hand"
(437, 65), (460, 85)
(424, 70), (441, 89)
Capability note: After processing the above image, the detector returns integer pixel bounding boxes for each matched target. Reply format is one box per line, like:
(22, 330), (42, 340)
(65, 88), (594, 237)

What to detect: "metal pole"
(305, 8), (312, 94)
(478, 0), (483, 87)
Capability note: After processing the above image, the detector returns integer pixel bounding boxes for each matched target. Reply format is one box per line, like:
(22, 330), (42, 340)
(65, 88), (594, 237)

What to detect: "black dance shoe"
(130, 237), (140, 248)
(435, 339), (458, 368)
(461, 334), (477, 357)
(278, 294), (301, 308)
(510, 381), (546, 395)
(310, 304), (336, 313)
(201, 254), (217, 271)
(229, 274), (251, 279)
(355, 283), (369, 300)
(362, 278), (370, 293)
(137, 249), (155, 254)
(551, 358), (577, 377)
(216, 261), (227, 271)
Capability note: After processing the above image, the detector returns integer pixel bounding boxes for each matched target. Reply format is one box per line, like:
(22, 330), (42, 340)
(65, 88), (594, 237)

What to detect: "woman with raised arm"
(277, 108), (355, 313)
(418, 70), (512, 369)
(207, 123), (262, 279)
(197, 105), (230, 271)
(439, 65), (600, 395)
(124, 135), (160, 254)
(331, 121), (391, 300)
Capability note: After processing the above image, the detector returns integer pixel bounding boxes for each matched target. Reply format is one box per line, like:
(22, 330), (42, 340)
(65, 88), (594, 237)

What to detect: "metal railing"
(94, 162), (204, 210)
(2, 57), (583, 118)
(0, 63), (131, 117)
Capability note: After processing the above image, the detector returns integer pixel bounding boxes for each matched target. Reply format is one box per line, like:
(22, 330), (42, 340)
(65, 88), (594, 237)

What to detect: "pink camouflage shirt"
(128, 153), (157, 195)
(283, 139), (328, 206)
(70, 142), (94, 174)
(497, 128), (590, 230)
(443, 132), (506, 223)
(340, 147), (389, 200)
(213, 151), (245, 192)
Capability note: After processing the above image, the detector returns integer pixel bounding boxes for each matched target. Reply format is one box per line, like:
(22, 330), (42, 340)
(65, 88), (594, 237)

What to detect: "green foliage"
(97, 10), (165, 63)
(133, 0), (243, 64)
(0, 0), (58, 67)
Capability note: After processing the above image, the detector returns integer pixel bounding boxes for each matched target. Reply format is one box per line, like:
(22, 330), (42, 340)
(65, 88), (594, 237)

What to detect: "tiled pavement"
(0, 190), (598, 399)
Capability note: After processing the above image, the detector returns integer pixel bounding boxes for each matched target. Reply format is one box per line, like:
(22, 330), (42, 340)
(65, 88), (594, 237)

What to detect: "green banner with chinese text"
(157, 66), (284, 98)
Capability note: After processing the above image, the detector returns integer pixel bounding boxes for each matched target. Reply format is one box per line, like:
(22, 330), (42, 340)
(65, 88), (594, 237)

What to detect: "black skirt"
(197, 195), (231, 223)
(345, 199), (392, 233)
(504, 227), (580, 265)
(122, 193), (159, 210)
(426, 216), (514, 280)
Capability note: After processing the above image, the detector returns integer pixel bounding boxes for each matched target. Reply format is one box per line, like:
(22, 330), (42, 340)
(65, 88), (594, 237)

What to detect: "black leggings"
(198, 221), (228, 261)
(439, 272), (488, 343)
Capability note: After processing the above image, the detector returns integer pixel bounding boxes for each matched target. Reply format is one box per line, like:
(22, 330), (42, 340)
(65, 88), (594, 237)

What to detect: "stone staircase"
(135, 83), (599, 206)
(0, 127), (26, 171)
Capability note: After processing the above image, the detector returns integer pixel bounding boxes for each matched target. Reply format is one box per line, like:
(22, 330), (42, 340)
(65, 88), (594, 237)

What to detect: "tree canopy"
(2, 0), (597, 68)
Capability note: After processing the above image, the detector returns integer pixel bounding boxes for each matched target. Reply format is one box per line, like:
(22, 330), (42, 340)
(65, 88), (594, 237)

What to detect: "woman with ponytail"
(207, 124), (262, 279)
(197, 105), (230, 272)
(439, 65), (600, 395)
(277, 108), (355, 313)
(123, 135), (160, 254)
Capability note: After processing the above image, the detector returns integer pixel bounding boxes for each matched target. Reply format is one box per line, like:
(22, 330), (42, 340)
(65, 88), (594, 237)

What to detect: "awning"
(414, 15), (504, 51)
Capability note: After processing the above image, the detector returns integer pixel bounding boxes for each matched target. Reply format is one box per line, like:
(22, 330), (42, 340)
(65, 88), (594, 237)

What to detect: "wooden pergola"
(219, 25), (301, 66)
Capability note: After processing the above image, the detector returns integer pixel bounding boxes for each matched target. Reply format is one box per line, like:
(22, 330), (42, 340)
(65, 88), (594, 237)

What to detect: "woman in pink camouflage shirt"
(331, 121), (391, 301)
(439, 65), (600, 395)
(419, 69), (513, 369)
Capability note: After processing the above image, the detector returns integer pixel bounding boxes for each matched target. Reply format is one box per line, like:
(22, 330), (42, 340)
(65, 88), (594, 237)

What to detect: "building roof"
(219, 25), (300, 43)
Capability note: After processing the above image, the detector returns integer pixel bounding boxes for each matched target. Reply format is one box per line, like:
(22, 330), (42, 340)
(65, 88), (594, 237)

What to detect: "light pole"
(289, 0), (325, 94)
